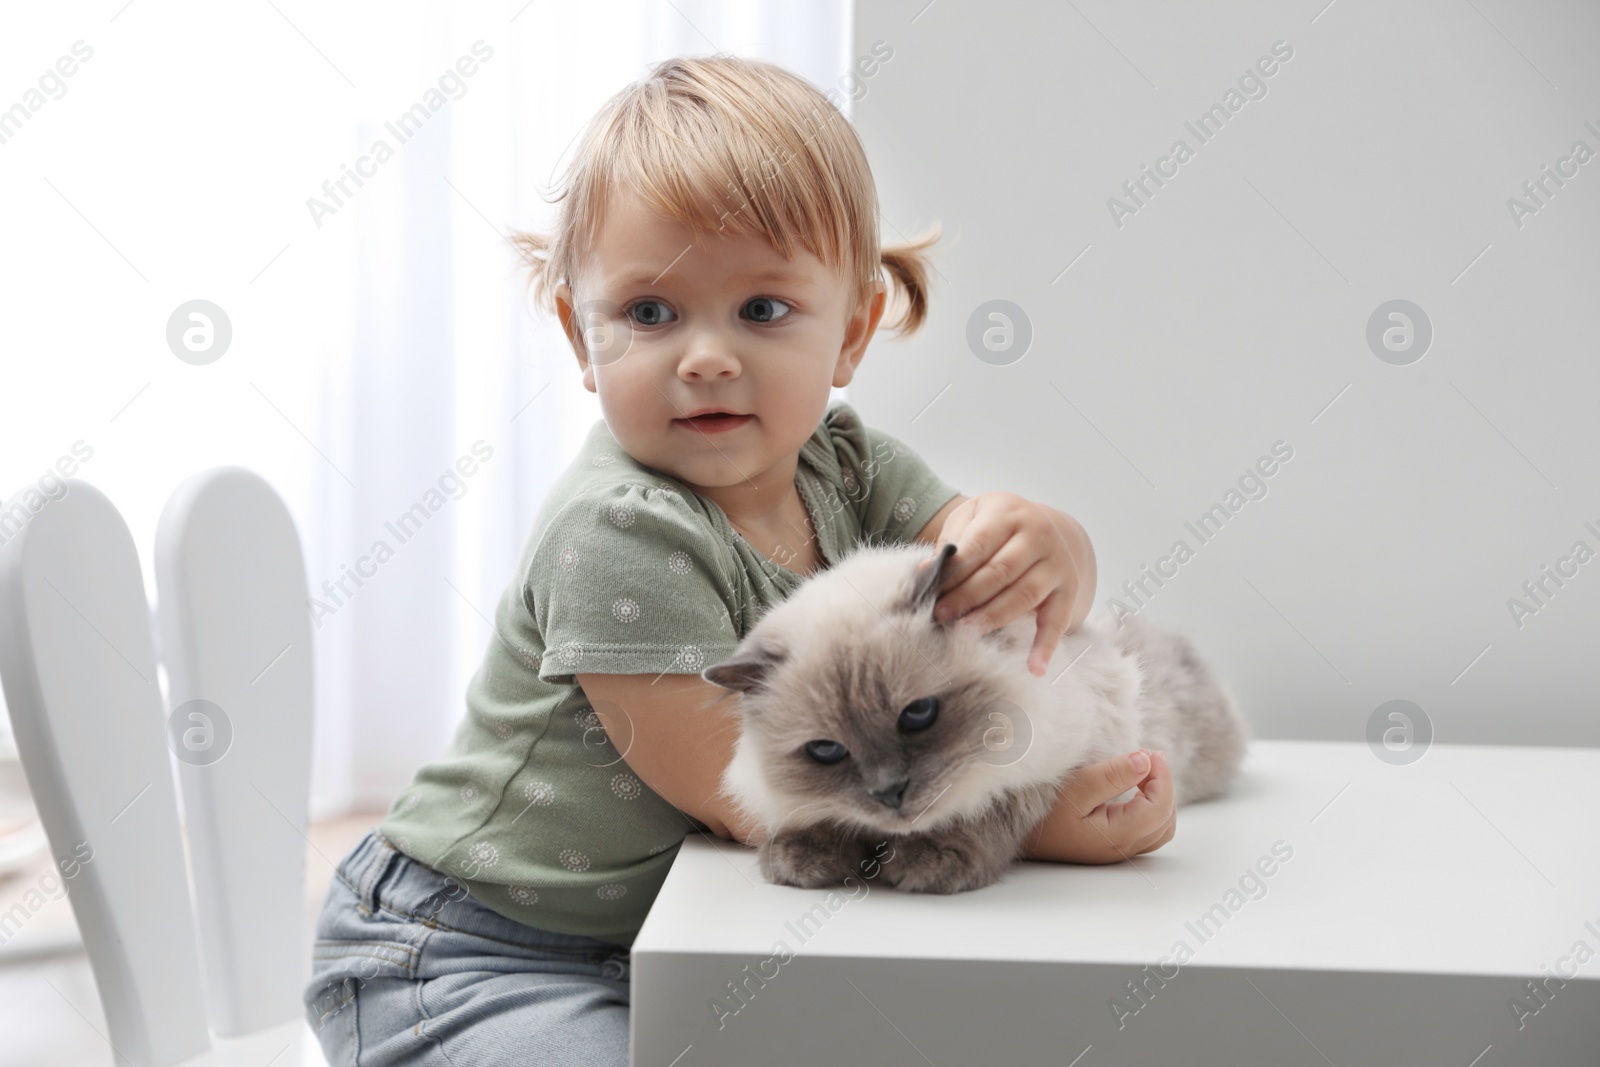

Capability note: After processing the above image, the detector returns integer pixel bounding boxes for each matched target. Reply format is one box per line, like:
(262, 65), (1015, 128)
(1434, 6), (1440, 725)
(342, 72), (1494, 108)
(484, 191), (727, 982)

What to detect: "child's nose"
(677, 325), (741, 378)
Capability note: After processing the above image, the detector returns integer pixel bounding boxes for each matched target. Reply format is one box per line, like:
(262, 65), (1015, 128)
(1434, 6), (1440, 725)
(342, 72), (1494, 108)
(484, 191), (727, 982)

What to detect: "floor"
(0, 810), (383, 1067)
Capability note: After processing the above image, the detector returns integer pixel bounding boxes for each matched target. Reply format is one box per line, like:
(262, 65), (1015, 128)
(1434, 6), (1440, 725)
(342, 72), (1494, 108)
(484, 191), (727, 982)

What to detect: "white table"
(632, 740), (1600, 1066)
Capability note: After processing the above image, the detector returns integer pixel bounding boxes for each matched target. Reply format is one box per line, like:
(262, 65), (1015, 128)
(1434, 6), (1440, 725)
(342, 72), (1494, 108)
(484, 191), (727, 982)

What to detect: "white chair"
(0, 470), (327, 1067)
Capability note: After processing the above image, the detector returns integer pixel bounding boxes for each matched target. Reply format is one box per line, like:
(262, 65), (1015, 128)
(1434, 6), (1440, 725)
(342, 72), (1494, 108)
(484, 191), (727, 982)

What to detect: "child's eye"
(626, 300), (676, 327)
(742, 297), (791, 324)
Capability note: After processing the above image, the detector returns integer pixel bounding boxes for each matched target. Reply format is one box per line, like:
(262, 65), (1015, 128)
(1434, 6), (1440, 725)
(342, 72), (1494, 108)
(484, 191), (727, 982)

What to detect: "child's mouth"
(676, 412), (753, 434)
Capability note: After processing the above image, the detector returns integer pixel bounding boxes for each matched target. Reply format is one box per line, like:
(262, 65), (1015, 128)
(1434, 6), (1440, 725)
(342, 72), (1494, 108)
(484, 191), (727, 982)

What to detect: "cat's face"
(703, 541), (1031, 833)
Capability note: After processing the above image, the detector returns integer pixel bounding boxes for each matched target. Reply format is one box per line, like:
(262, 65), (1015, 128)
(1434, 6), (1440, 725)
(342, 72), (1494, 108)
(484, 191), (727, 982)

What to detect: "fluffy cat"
(701, 540), (1248, 894)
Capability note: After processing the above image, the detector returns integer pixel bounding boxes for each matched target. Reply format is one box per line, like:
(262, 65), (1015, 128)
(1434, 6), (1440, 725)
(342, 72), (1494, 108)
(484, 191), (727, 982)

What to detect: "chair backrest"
(0, 479), (213, 1067)
(153, 467), (315, 1038)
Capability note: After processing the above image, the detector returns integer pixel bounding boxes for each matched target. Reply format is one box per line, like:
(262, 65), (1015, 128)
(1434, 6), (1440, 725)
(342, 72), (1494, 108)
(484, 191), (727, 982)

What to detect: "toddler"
(303, 53), (1176, 1066)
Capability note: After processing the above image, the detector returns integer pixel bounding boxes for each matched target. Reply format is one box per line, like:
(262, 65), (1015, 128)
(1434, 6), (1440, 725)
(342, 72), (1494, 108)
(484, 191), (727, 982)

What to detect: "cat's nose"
(869, 777), (910, 809)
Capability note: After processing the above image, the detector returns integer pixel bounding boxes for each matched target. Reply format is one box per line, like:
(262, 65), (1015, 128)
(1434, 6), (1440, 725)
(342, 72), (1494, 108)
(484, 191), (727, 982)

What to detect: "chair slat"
(154, 468), (315, 1037)
(0, 479), (212, 1067)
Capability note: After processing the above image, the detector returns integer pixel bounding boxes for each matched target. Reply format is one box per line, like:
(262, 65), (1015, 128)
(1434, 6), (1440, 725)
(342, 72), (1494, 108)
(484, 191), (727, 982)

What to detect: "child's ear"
(833, 282), (887, 388)
(553, 283), (597, 393)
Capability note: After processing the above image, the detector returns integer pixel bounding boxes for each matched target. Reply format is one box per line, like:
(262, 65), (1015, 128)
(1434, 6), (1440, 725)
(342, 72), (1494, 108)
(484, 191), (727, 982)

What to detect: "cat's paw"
(758, 823), (869, 889)
(878, 833), (1001, 894)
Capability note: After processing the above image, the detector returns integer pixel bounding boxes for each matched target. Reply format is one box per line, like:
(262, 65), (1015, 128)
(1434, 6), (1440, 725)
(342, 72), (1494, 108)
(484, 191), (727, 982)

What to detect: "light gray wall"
(849, 0), (1599, 746)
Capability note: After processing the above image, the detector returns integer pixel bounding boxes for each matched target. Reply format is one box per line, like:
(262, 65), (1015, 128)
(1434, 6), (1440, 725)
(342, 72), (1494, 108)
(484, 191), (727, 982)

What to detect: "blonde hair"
(509, 55), (938, 335)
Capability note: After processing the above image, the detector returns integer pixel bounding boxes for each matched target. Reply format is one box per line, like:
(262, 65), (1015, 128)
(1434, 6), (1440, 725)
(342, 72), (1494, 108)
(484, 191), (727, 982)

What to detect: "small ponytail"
(878, 226), (941, 336)
(507, 227), (559, 316)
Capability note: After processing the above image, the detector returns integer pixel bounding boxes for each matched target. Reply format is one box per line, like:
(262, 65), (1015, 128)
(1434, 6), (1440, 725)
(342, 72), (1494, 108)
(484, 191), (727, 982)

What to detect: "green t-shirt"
(378, 400), (962, 947)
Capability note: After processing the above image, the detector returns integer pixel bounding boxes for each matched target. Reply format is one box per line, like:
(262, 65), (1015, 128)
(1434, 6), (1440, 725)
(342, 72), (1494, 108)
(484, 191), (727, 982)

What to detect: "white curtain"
(0, 1), (850, 820)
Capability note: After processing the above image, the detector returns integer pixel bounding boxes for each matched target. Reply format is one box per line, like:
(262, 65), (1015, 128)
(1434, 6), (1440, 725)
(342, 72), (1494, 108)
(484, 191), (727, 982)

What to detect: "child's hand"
(1025, 749), (1176, 864)
(918, 491), (1094, 676)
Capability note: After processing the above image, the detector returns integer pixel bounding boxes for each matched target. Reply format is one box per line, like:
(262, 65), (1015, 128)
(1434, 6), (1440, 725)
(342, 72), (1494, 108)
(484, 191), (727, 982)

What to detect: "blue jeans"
(303, 829), (632, 1065)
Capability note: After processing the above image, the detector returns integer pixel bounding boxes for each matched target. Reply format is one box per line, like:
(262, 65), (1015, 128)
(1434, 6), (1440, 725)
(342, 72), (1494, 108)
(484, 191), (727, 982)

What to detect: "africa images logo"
(1106, 39), (1295, 229)
(305, 41), (494, 229)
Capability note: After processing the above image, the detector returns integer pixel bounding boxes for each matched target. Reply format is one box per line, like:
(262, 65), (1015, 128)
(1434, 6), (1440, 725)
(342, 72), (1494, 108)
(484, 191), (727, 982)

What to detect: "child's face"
(556, 190), (884, 493)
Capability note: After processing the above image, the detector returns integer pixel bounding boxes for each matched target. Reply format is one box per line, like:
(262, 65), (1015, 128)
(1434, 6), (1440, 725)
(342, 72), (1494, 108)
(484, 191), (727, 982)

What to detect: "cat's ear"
(903, 541), (958, 620)
(702, 641), (786, 695)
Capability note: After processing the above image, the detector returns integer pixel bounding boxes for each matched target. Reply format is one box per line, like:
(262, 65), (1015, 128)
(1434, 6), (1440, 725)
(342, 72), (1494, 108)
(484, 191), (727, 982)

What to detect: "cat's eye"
(804, 739), (848, 764)
(898, 696), (940, 731)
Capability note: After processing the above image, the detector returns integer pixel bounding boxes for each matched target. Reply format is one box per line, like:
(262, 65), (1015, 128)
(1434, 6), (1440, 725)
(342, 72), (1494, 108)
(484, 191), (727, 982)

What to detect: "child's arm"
(580, 666), (1174, 862)
(577, 671), (766, 846)
(524, 481), (773, 848)
(583, 663), (1175, 861)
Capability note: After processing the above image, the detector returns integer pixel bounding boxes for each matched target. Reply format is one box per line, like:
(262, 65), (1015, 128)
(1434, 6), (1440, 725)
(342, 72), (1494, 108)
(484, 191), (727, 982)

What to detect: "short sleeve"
(822, 403), (963, 546)
(526, 483), (740, 684)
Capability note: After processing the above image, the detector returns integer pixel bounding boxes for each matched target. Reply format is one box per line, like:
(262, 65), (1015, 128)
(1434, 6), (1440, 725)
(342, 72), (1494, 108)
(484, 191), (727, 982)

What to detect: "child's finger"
(1080, 786), (1169, 863)
(1063, 749), (1152, 815)
(1098, 788), (1166, 848)
(1139, 749), (1174, 807)
(1132, 768), (1177, 855)
(1100, 750), (1175, 839)
(1066, 753), (1162, 856)
(931, 515), (1022, 620)
(1026, 590), (1072, 676)
(954, 555), (1051, 634)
